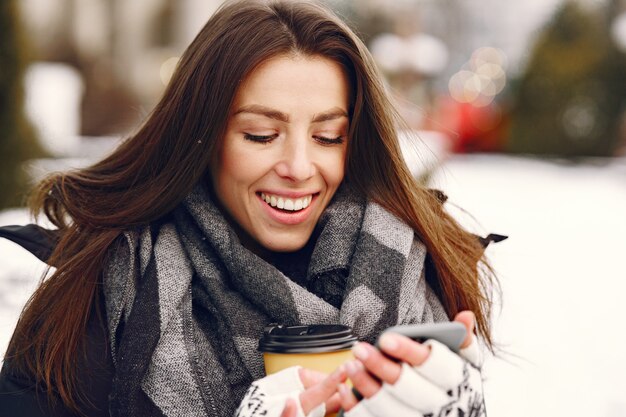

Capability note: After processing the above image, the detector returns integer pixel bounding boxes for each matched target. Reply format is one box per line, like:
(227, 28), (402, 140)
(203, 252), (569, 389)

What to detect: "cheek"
(215, 143), (249, 185)
(321, 150), (347, 186)
(214, 143), (270, 196)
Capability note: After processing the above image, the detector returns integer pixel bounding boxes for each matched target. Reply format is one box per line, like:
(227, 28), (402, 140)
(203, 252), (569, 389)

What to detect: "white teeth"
(260, 193), (314, 212)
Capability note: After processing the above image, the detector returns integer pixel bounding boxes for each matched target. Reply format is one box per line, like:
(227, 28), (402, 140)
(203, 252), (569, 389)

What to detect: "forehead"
(232, 54), (350, 113)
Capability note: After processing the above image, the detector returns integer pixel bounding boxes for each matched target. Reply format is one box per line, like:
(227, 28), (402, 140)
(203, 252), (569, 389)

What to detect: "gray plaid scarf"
(103, 184), (447, 417)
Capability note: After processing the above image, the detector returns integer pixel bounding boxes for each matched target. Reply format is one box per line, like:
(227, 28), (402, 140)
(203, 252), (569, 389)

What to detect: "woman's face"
(211, 54), (350, 254)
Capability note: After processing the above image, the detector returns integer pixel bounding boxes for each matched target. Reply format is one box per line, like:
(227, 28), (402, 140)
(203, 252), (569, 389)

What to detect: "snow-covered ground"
(430, 155), (626, 417)
(1, 154), (625, 416)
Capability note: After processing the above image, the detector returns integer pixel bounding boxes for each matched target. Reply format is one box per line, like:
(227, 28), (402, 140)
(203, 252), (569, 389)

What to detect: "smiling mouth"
(259, 192), (315, 212)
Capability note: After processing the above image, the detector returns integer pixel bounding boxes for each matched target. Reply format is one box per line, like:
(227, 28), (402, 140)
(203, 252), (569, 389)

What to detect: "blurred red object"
(428, 95), (509, 153)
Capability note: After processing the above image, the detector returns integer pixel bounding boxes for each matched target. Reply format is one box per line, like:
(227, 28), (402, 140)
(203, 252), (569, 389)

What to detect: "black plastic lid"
(258, 324), (358, 353)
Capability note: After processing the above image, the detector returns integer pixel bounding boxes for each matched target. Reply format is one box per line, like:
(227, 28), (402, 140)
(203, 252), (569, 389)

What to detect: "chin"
(260, 235), (310, 253)
(265, 242), (307, 253)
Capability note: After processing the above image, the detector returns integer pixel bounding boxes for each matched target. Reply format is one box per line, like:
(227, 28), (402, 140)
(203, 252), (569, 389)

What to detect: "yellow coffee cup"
(259, 324), (357, 416)
(259, 324), (357, 376)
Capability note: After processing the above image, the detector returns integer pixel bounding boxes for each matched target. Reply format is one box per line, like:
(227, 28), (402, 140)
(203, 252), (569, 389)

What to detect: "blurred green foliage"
(0, 0), (45, 209)
(507, 1), (626, 157)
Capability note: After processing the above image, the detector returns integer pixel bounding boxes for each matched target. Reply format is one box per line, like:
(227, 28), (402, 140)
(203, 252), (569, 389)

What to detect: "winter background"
(2, 0), (626, 416)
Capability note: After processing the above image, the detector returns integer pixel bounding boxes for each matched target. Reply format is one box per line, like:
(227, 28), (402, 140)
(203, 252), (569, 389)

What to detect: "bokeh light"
(611, 12), (626, 52)
(159, 57), (180, 86)
(369, 33), (407, 73)
(370, 33), (448, 76)
(561, 97), (599, 141)
(448, 47), (508, 107)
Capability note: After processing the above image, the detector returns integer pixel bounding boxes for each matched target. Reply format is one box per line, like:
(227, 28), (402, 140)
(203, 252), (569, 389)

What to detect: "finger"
(299, 367), (328, 389)
(280, 398), (298, 417)
(299, 365), (347, 415)
(344, 359), (382, 398)
(352, 342), (402, 385)
(325, 392), (342, 414)
(338, 383), (359, 412)
(453, 310), (476, 349)
(378, 332), (431, 367)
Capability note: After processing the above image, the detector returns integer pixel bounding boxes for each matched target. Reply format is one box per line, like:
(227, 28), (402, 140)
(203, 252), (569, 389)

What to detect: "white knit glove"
(235, 366), (325, 417)
(345, 339), (484, 417)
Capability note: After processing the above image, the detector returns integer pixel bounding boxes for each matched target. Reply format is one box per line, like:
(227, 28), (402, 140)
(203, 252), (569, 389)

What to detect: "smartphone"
(377, 322), (466, 353)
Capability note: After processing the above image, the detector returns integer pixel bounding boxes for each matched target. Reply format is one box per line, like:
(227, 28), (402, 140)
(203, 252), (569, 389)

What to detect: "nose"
(274, 135), (316, 182)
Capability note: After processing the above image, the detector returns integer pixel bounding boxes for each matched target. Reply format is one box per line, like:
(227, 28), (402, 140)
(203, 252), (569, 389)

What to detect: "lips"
(256, 191), (320, 226)
(260, 192), (314, 212)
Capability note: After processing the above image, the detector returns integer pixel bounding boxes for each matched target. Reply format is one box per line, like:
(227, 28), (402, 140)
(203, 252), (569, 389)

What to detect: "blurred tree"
(34, 0), (141, 137)
(507, 1), (626, 157)
(0, 0), (45, 209)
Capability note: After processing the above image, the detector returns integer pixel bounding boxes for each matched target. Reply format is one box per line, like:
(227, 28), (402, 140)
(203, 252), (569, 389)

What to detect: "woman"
(0, 1), (500, 416)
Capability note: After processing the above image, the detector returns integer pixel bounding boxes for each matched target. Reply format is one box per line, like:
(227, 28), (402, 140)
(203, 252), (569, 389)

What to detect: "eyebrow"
(233, 104), (348, 123)
(313, 109), (349, 123)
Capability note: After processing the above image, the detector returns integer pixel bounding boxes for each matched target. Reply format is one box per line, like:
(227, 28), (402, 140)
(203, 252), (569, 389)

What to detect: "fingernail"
(416, 343), (430, 356)
(345, 360), (357, 375)
(379, 334), (398, 352)
(345, 360), (364, 376)
(335, 364), (347, 379)
(352, 342), (369, 361)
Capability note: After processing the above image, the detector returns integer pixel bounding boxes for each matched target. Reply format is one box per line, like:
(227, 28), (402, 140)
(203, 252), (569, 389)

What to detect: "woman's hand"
(297, 367), (348, 416)
(338, 311), (484, 416)
(237, 365), (347, 417)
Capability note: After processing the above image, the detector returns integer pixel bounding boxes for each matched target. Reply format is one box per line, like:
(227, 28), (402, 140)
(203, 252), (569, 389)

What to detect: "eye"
(313, 135), (345, 145)
(243, 133), (278, 143)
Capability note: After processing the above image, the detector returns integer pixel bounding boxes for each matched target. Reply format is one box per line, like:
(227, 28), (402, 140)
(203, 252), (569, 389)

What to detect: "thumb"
(453, 310), (476, 349)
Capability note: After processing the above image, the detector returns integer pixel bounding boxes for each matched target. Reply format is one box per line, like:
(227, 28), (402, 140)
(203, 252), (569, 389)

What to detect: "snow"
(429, 155), (626, 417)
(2, 154), (626, 416)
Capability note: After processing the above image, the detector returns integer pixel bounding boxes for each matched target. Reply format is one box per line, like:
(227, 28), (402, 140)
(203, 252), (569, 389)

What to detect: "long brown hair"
(7, 0), (496, 412)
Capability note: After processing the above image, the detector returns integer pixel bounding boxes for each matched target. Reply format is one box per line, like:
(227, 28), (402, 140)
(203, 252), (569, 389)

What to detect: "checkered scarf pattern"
(103, 184), (447, 417)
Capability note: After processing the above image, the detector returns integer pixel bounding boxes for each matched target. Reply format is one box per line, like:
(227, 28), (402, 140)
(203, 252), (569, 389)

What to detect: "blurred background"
(1, 0), (626, 416)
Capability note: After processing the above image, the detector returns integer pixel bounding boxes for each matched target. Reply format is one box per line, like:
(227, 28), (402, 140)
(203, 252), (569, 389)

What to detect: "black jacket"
(0, 224), (114, 417)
